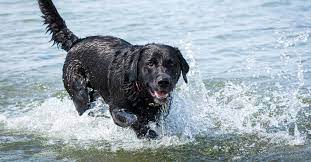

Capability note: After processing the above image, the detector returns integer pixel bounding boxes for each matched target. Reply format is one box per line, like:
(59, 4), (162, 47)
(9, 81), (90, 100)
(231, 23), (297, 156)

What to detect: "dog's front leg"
(110, 108), (138, 127)
(110, 107), (158, 139)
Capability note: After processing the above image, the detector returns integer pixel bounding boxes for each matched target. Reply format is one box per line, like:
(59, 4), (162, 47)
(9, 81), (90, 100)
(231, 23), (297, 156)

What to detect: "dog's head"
(128, 44), (189, 104)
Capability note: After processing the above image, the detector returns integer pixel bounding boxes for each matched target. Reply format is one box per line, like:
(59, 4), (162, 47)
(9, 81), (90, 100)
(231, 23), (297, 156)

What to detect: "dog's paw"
(135, 127), (158, 139)
(111, 109), (138, 127)
(146, 129), (158, 139)
(125, 113), (138, 126)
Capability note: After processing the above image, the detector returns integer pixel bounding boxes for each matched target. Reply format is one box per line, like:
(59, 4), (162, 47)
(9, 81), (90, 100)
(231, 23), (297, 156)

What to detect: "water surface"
(0, 0), (310, 161)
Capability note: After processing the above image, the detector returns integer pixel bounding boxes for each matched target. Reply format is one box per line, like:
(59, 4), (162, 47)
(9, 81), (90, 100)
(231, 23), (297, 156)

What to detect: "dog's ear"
(175, 48), (190, 83)
(128, 46), (144, 82)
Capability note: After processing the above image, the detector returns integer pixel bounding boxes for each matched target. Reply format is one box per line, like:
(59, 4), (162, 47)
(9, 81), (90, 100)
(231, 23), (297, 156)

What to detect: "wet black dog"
(38, 0), (189, 139)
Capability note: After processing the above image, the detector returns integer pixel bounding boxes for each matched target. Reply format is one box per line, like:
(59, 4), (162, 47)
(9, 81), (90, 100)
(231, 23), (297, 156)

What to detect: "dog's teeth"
(155, 91), (168, 99)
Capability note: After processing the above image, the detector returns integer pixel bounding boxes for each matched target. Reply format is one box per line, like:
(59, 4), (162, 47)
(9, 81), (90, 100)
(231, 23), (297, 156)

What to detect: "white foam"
(0, 97), (192, 151)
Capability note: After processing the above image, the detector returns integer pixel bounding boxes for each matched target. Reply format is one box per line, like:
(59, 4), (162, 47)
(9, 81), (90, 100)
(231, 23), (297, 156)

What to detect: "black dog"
(38, 0), (189, 139)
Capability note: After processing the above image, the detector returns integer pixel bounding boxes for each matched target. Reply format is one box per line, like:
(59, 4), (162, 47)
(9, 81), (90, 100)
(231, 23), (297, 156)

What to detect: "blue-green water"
(0, 0), (310, 161)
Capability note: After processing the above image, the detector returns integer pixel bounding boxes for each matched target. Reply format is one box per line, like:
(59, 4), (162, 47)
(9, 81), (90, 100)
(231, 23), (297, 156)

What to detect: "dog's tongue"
(154, 91), (168, 99)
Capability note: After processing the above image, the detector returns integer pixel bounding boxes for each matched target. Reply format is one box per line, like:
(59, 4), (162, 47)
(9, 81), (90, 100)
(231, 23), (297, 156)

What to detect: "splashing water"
(0, 39), (213, 151)
(0, 37), (309, 154)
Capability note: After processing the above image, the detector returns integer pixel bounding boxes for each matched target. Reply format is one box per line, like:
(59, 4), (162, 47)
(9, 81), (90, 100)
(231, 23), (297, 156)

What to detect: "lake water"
(0, 0), (310, 161)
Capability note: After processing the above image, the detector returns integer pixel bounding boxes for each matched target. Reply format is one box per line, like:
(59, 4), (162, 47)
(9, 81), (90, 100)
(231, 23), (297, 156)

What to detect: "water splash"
(0, 37), (309, 151)
(0, 39), (209, 151)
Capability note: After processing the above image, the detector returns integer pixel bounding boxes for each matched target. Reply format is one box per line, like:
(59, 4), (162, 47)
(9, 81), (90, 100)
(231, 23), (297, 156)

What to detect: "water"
(0, 0), (310, 161)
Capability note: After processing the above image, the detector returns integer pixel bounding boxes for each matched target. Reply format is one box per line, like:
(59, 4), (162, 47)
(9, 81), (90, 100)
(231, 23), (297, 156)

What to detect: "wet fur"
(38, 0), (189, 139)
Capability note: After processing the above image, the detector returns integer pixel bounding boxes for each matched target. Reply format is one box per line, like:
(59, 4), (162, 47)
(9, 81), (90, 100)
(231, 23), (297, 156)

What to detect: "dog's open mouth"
(149, 90), (169, 104)
(153, 91), (169, 99)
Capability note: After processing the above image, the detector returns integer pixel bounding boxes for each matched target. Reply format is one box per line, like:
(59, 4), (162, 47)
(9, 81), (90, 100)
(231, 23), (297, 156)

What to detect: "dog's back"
(63, 36), (138, 106)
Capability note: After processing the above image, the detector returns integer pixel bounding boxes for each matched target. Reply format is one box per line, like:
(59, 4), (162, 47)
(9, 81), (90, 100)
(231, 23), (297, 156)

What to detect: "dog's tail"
(38, 0), (79, 51)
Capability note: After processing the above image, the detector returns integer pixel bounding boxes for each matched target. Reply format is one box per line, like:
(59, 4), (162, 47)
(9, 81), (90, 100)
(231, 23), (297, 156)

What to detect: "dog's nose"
(157, 77), (170, 88)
